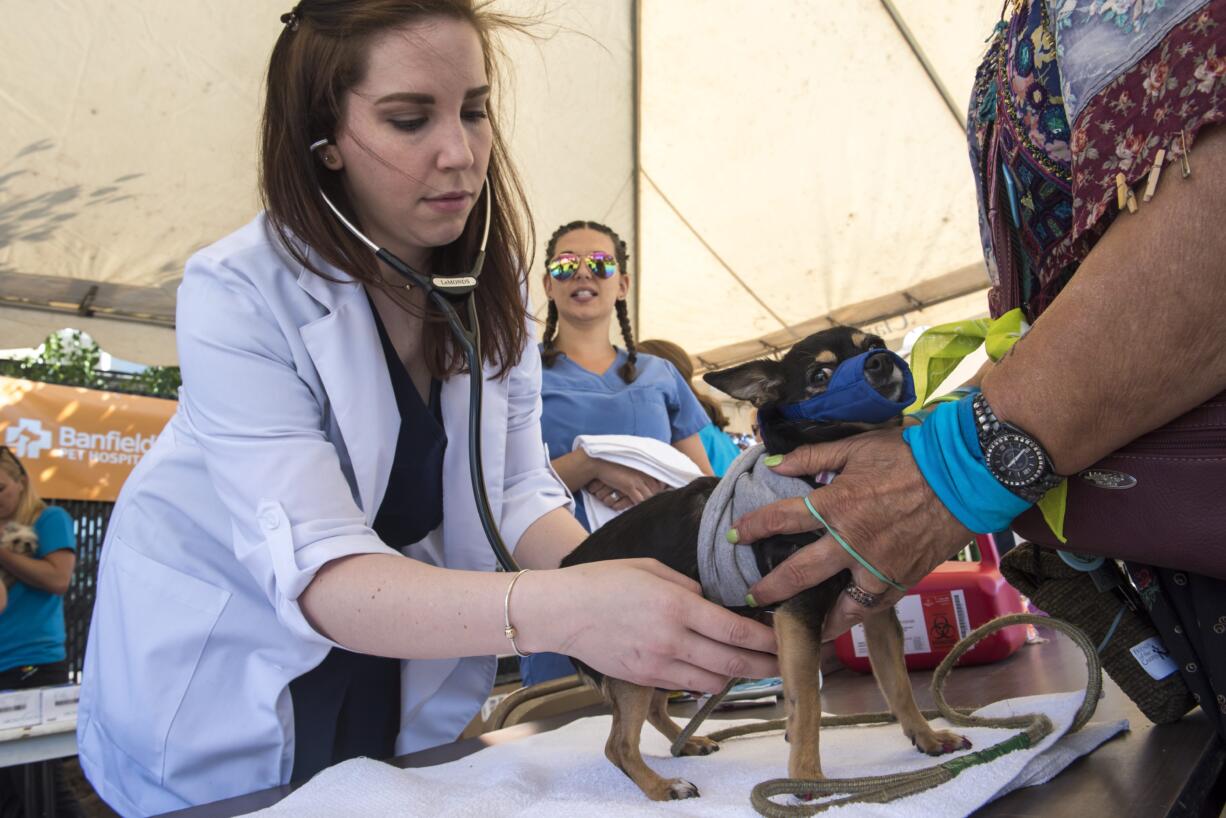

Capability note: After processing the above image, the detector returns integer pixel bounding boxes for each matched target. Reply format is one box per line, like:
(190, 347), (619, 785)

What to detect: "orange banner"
(0, 376), (176, 502)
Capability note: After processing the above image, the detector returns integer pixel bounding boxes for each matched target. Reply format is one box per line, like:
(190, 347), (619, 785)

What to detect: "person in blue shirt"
(0, 445), (83, 817)
(637, 338), (743, 478)
(0, 447), (77, 680)
(522, 220), (715, 685)
(538, 220), (714, 523)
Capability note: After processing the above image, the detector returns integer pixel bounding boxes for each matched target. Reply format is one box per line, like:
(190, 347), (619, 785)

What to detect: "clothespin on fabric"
(1115, 173), (1137, 213)
(1143, 149), (1166, 202)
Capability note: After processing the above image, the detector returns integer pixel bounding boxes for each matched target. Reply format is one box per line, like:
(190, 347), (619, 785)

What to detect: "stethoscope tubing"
(316, 180), (521, 573)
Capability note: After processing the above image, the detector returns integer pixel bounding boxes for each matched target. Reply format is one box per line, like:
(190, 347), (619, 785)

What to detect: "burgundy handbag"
(1012, 389), (1226, 580)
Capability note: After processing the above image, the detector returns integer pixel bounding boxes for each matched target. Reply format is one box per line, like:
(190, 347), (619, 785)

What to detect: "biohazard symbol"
(931, 616), (955, 642)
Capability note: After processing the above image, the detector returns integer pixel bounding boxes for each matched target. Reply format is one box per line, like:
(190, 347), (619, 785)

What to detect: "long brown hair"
(637, 338), (729, 429)
(540, 220), (638, 383)
(261, 0), (533, 379)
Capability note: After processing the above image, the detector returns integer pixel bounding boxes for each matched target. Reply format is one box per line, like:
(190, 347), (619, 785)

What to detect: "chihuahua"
(558, 326), (970, 800)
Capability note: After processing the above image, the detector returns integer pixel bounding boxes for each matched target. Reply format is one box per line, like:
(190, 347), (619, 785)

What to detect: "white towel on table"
(572, 434), (705, 531)
(240, 691), (1127, 818)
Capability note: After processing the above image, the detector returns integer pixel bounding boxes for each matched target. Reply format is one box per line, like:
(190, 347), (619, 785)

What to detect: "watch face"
(984, 434), (1046, 487)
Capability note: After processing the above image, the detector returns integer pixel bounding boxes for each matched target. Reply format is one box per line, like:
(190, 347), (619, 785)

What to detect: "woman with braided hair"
(539, 220), (713, 522)
(522, 220), (715, 685)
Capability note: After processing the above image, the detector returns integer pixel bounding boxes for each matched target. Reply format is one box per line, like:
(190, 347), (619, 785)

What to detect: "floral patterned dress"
(968, 0), (1226, 738)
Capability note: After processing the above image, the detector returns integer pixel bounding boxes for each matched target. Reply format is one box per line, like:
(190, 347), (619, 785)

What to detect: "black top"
(370, 301), (447, 547)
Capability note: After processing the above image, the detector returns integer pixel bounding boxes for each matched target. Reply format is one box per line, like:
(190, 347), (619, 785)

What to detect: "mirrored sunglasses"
(547, 251), (619, 281)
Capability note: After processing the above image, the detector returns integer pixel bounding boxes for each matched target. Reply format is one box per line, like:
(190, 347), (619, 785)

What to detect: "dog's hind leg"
(776, 606), (826, 781)
(862, 609), (972, 756)
(646, 689), (719, 757)
(603, 678), (701, 800)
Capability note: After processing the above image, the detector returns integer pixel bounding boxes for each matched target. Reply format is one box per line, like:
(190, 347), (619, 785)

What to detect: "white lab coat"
(77, 214), (570, 817)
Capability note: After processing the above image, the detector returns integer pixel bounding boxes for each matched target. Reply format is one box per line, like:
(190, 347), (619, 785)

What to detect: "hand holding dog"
(730, 429), (972, 640)
(535, 558), (779, 693)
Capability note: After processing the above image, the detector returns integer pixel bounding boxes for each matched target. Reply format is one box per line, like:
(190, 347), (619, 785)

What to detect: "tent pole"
(641, 172), (797, 339)
(879, 0), (965, 129)
(632, 0), (643, 334)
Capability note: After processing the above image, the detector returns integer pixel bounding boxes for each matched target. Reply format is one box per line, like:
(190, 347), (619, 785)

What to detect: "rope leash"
(670, 614), (1101, 817)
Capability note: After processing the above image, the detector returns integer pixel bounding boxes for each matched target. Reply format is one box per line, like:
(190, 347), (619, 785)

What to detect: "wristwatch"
(971, 393), (1064, 503)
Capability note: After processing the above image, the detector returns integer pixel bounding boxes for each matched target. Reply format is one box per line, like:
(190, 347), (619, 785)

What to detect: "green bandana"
(905, 309), (1068, 543)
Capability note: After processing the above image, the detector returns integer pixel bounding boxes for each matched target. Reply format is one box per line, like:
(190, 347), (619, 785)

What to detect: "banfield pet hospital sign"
(1, 376), (175, 501)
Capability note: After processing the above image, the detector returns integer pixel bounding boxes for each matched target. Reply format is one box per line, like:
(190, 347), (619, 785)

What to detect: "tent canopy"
(1, 1), (999, 368)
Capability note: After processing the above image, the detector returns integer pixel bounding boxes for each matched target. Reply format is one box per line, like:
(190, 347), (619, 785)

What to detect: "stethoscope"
(310, 137), (519, 573)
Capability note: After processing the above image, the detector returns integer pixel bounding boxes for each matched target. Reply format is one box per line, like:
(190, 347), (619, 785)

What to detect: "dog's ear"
(703, 360), (787, 407)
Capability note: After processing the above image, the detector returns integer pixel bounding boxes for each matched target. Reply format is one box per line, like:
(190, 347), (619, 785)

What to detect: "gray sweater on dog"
(696, 444), (831, 606)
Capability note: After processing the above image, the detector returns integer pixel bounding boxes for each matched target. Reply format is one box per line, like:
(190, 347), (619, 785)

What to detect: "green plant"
(130, 365), (182, 398)
(0, 331), (181, 399)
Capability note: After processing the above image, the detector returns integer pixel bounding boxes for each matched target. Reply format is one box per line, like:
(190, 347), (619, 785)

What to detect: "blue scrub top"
(539, 346), (709, 530)
(0, 506), (76, 674)
(699, 423), (742, 478)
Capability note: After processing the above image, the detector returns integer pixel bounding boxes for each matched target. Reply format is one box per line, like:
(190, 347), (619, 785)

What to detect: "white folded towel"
(572, 434), (705, 531)
(240, 690), (1127, 818)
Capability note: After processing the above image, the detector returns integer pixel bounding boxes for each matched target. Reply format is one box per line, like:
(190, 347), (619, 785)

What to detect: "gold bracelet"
(503, 569), (533, 658)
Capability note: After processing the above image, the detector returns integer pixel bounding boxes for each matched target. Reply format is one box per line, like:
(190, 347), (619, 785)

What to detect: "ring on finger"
(608, 490), (620, 501)
(843, 582), (882, 608)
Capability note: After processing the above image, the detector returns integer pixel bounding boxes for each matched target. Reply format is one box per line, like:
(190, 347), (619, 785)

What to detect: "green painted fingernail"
(726, 528), (739, 544)
(763, 454), (783, 467)
(745, 593), (759, 608)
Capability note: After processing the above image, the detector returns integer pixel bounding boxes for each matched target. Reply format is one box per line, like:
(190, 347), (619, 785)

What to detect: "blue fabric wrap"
(777, 350), (916, 424)
(902, 397), (1032, 534)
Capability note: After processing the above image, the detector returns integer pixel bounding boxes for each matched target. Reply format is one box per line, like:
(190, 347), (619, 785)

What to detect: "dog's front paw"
(676, 736), (720, 756)
(665, 779), (700, 800)
(910, 728), (973, 756)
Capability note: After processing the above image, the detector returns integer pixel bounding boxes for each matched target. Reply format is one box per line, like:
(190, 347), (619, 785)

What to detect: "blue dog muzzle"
(777, 349), (916, 425)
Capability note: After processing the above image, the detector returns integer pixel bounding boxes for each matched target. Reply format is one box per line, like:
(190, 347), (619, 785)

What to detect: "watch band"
(972, 393), (1063, 503)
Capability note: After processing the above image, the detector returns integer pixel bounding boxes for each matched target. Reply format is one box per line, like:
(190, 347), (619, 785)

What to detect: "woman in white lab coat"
(76, 2), (777, 815)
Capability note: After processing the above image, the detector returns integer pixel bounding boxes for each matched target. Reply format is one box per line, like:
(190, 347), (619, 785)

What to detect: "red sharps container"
(834, 533), (1027, 672)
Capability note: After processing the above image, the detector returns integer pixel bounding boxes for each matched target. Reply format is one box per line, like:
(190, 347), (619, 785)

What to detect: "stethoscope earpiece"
(310, 138), (339, 168)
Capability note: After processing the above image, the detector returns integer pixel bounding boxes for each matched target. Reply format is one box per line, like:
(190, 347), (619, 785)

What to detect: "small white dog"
(0, 522), (38, 587)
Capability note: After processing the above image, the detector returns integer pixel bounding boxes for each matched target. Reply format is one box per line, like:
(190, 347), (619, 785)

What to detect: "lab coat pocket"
(92, 536), (230, 783)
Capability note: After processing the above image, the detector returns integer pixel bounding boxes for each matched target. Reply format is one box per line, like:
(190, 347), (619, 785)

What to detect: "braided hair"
(541, 220), (638, 383)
